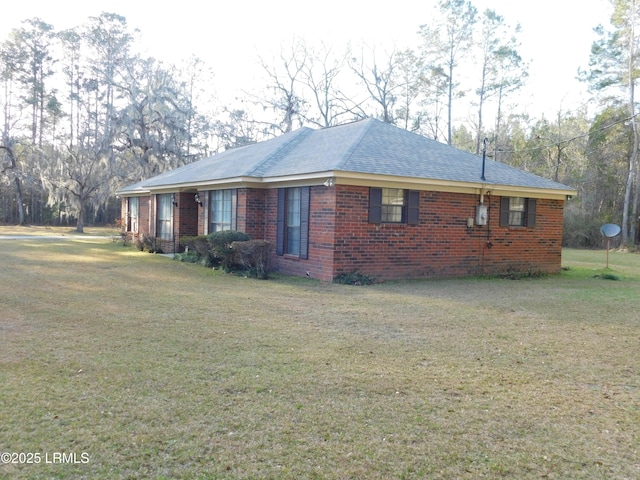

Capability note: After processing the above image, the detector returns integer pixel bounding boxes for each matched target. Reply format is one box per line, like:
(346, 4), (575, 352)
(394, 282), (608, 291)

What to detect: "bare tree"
(250, 41), (308, 134)
(300, 42), (351, 128)
(394, 48), (425, 131)
(212, 109), (261, 151)
(349, 45), (400, 124)
(475, 9), (527, 154)
(175, 55), (214, 162)
(419, 0), (477, 145)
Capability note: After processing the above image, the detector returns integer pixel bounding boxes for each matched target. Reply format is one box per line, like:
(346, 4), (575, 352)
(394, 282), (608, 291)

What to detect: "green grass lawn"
(0, 236), (638, 479)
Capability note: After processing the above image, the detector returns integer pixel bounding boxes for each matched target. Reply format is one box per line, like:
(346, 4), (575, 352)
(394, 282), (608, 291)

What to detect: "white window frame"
(157, 194), (173, 240)
(209, 190), (233, 232)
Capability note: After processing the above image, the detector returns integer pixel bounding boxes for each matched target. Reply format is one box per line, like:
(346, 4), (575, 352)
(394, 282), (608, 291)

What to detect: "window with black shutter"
(369, 187), (420, 225)
(500, 197), (537, 227)
(276, 187), (310, 258)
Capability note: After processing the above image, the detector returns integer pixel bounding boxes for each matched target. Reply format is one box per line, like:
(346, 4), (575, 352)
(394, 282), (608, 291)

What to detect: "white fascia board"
(332, 172), (577, 200)
(115, 188), (151, 197)
(140, 171), (577, 200)
(147, 173), (338, 191)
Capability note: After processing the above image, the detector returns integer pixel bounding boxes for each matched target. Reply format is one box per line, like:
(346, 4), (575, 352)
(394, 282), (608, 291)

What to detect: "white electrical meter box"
(476, 205), (488, 226)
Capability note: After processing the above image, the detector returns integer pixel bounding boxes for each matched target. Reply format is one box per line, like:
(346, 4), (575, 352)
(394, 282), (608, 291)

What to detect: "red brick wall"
(175, 191), (199, 240)
(330, 186), (564, 280)
(123, 185), (566, 282)
(138, 196), (150, 237)
(120, 193), (198, 253)
(121, 196), (151, 238)
(197, 191), (206, 235)
(254, 187), (335, 281)
(239, 188), (267, 239)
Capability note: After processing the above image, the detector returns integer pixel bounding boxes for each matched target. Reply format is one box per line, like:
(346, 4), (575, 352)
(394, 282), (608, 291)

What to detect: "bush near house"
(135, 233), (162, 253)
(177, 232), (276, 278)
(333, 271), (375, 285)
(176, 231), (267, 275)
(231, 240), (274, 279)
(207, 230), (251, 272)
(179, 235), (213, 266)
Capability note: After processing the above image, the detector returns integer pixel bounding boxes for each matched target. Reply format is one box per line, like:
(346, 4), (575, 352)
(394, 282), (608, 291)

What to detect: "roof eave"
(118, 171), (577, 200)
(115, 187), (150, 197)
(332, 172), (577, 200)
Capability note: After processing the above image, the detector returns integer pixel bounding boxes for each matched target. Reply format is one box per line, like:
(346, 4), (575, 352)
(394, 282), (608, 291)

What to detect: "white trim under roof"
(118, 170), (577, 200)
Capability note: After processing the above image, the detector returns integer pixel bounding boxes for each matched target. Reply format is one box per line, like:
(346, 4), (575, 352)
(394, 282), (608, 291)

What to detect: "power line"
(489, 112), (638, 156)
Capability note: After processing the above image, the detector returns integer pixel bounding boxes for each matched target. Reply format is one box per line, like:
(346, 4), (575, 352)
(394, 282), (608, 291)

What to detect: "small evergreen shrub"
(231, 240), (274, 279)
(207, 230), (251, 272)
(173, 251), (202, 264)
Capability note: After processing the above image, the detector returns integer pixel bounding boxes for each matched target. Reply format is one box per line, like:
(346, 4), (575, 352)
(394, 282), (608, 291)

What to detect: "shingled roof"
(118, 118), (576, 197)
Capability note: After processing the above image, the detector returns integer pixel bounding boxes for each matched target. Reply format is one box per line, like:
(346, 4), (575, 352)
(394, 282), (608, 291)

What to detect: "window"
(127, 197), (139, 233)
(500, 197), (536, 227)
(369, 188), (420, 224)
(508, 197), (526, 226)
(276, 187), (310, 259)
(157, 194), (173, 240)
(287, 187), (301, 255)
(382, 188), (405, 223)
(209, 189), (236, 232)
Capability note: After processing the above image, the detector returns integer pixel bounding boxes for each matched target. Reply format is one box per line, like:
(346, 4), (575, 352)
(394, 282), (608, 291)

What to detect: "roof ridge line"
(246, 127), (313, 177)
(335, 118), (376, 170)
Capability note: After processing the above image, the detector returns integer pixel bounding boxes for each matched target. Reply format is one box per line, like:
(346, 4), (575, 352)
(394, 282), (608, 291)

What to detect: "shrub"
(333, 271), (375, 285)
(231, 240), (274, 279)
(111, 230), (129, 246)
(173, 251), (202, 264)
(108, 220), (129, 246)
(135, 234), (161, 253)
(180, 235), (213, 266)
(207, 230), (251, 272)
(500, 269), (547, 280)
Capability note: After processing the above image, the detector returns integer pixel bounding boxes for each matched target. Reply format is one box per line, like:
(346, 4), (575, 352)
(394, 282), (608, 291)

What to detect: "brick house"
(117, 118), (576, 281)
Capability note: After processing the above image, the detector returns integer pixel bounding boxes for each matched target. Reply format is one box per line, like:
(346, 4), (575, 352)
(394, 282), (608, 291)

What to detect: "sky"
(0, 0), (611, 121)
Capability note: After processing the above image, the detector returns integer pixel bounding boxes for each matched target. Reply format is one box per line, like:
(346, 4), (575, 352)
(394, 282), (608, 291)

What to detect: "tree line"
(0, 13), (213, 231)
(0, 0), (637, 247)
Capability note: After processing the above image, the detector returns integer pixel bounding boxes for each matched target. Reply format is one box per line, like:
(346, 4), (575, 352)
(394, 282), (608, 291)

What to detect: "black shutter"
(300, 186), (310, 259)
(203, 191), (209, 235)
(276, 188), (285, 256)
(231, 189), (238, 231)
(526, 198), (537, 227)
(369, 187), (382, 223)
(152, 194), (157, 237)
(407, 190), (420, 225)
(500, 197), (510, 227)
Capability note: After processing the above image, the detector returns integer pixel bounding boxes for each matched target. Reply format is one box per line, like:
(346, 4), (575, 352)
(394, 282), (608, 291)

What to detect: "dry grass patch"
(0, 239), (639, 479)
(0, 224), (112, 237)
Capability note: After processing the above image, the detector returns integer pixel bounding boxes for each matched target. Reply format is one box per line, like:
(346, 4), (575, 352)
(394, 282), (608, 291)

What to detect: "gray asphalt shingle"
(118, 118), (574, 194)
